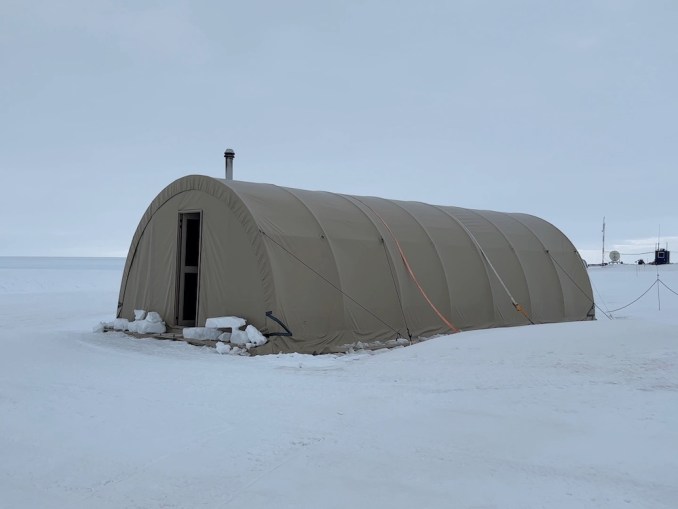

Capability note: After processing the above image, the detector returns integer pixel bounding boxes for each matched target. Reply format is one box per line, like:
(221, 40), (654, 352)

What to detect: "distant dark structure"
(654, 249), (670, 265)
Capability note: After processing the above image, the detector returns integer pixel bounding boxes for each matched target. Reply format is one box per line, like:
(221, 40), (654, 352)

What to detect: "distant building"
(655, 249), (671, 265)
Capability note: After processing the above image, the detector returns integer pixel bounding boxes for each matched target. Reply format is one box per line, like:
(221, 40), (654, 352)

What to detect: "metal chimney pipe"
(224, 148), (235, 180)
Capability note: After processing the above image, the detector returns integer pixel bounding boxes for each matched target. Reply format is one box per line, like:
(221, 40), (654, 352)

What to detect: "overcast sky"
(1, 0), (676, 264)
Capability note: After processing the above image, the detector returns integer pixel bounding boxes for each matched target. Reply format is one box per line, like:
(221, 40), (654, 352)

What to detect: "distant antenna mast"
(601, 216), (606, 265)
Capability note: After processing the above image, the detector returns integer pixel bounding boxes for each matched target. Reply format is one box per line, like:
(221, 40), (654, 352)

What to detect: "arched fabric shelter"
(118, 175), (594, 354)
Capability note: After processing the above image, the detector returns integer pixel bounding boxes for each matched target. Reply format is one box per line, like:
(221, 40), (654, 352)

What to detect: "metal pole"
(601, 217), (605, 265)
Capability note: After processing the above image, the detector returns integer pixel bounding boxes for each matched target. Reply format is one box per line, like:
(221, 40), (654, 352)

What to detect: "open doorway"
(176, 211), (202, 326)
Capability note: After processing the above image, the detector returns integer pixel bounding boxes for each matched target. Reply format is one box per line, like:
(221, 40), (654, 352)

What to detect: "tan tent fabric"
(118, 175), (594, 354)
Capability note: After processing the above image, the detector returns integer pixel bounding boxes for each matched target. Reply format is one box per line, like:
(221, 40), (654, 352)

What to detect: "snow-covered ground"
(0, 257), (676, 508)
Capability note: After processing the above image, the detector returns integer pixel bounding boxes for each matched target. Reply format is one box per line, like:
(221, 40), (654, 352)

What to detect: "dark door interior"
(177, 212), (201, 326)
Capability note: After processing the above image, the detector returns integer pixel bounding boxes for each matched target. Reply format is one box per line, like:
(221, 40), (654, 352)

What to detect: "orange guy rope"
(366, 205), (460, 334)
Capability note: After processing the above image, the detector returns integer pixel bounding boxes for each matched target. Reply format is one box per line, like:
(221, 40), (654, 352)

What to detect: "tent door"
(176, 211), (202, 327)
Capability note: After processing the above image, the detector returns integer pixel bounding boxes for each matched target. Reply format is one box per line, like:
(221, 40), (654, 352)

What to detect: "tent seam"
(429, 205), (503, 324)
(334, 193), (411, 340)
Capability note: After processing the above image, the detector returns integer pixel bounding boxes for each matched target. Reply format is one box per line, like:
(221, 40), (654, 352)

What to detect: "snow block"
(215, 342), (246, 356)
(112, 318), (129, 331)
(245, 325), (268, 347)
(183, 327), (222, 340)
(215, 342), (231, 354)
(134, 320), (166, 334)
(229, 328), (249, 346)
(145, 311), (163, 323)
(205, 316), (246, 329)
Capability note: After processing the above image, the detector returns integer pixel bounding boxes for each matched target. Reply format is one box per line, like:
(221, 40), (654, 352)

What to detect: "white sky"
(1, 1), (676, 264)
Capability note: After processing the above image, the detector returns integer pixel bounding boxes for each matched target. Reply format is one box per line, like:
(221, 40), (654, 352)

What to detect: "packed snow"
(184, 317), (269, 350)
(215, 341), (246, 356)
(0, 256), (676, 508)
(205, 315), (247, 329)
(182, 326), (222, 341)
(101, 310), (167, 335)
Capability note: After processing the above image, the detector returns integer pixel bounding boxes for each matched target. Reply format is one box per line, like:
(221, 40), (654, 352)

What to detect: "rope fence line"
(602, 271), (678, 315)
(660, 280), (678, 297)
(552, 251), (678, 317)
(608, 280), (659, 313)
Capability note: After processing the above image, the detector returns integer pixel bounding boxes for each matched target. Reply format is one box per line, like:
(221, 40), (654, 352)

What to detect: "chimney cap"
(224, 148), (235, 157)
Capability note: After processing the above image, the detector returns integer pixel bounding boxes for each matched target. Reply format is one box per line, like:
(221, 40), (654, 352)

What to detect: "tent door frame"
(176, 210), (203, 327)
